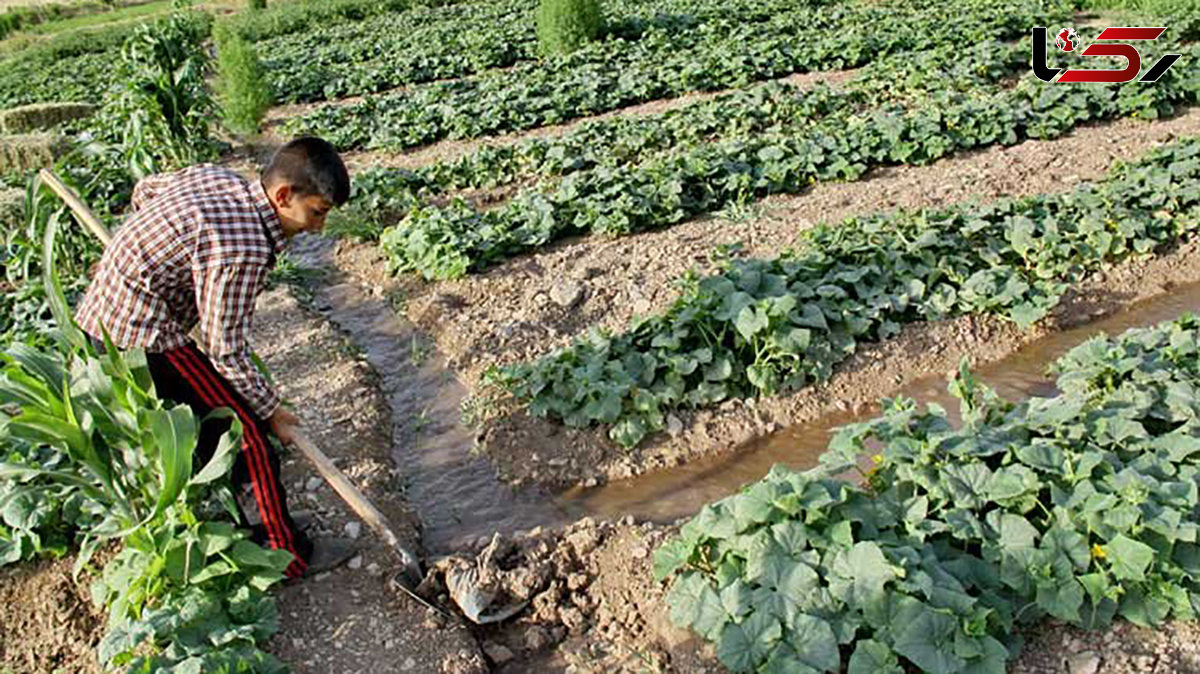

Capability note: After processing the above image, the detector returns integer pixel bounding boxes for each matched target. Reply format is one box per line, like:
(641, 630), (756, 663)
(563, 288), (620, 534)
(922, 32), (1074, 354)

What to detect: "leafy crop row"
(286, 0), (1063, 150)
(0, 11), (212, 109)
(333, 40), (1029, 239)
(485, 137), (1200, 448)
(374, 39), (1199, 280)
(261, 0), (829, 103)
(655, 313), (1200, 672)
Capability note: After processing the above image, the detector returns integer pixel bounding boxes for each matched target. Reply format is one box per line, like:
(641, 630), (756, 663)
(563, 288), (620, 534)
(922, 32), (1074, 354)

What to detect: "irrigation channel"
(291, 233), (1200, 550)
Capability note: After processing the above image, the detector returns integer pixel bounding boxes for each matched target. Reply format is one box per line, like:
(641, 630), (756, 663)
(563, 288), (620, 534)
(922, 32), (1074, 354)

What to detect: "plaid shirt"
(76, 164), (285, 419)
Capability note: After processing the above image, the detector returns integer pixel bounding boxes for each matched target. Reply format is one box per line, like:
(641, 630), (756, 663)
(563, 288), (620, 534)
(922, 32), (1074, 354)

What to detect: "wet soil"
(328, 107), (1200, 491)
(283, 235), (567, 553)
(252, 287), (485, 673)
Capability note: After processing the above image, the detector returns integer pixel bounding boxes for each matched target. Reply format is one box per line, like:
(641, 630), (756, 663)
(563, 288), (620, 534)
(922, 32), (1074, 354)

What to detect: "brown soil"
(322, 107), (1200, 490)
(1014, 618), (1200, 673)
(0, 554), (106, 674)
(252, 287), (485, 673)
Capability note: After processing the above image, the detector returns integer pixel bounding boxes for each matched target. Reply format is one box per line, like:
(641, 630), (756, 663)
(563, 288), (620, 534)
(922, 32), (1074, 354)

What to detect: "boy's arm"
(192, 256), (281, 420)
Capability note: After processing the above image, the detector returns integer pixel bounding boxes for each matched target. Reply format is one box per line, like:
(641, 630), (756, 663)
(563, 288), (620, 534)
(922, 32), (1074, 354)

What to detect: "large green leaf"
(144, 405), (198, 518)
(717, 611), (782, 672)
(1105, 534), (1155, 582)
(848, 639), (903, 674)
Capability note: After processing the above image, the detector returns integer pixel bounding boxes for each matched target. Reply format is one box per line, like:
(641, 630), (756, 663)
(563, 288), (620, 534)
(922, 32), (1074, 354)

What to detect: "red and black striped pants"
(145, 343), (312, 578)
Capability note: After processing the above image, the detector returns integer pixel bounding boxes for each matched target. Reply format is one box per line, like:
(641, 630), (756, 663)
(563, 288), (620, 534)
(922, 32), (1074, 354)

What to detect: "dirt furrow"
(252, 287), (485, 674)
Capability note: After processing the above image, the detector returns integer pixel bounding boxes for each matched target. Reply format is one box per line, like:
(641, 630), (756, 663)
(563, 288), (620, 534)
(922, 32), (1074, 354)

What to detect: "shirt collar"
(250, 179), (286, 255)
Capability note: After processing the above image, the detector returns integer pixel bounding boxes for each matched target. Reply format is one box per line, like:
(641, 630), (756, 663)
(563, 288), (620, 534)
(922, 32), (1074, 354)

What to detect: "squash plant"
(657, 315), (1200, 672)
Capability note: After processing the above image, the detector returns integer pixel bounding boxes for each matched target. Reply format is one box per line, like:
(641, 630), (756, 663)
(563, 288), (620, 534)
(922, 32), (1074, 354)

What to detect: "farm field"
(2, 0), (1200, 671)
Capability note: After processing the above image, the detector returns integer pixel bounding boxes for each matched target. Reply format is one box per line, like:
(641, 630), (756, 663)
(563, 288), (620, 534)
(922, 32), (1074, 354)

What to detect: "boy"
(76, 137), (354, 578)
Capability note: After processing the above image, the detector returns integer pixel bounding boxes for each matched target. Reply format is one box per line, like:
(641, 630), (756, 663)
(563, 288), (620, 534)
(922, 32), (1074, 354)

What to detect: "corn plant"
(0, 213), (243, 573)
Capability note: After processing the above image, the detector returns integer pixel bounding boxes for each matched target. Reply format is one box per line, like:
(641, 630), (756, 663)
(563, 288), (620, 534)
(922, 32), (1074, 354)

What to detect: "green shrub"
(214, 24), (272, 135)
(248, 0), (267, 9)
(536, 0), (603, 56)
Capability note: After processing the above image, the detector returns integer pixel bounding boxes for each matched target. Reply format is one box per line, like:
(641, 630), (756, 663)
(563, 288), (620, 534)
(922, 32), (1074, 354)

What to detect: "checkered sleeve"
(192, 256), (281, 420)
(130, 172), (176, 213)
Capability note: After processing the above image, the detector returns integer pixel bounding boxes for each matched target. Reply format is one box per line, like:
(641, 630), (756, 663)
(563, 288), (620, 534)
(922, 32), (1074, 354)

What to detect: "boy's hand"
(268, 406), (303, 446)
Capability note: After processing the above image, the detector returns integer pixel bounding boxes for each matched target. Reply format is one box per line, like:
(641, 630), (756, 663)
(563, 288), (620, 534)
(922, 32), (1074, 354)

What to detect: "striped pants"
(146, 343), (311, 578)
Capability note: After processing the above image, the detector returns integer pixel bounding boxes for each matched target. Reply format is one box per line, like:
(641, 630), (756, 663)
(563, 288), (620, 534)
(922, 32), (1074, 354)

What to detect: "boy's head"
(262, 137), (350, 237)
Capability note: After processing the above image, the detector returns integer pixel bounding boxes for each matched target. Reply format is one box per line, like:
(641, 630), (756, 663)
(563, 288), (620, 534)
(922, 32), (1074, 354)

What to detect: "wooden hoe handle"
(38, 169), (113, 247)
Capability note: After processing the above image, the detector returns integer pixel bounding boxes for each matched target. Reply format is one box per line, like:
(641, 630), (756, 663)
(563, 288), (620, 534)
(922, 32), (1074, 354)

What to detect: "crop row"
(375, 41), (1199, 280)
(656, 313), (1200, 672)
(484, 137), (1200, 449)
(0, 11), (212, 108)
(336, 40), (1031, 231)
(261, 0), (819, 103)
(286, 0), (1064, 150)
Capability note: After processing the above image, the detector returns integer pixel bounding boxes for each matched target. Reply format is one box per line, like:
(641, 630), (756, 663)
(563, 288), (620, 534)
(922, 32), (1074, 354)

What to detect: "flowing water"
(294, 231), (1200, 546)
(291, 235), (567, 552)
(555, 280), (1200, 525)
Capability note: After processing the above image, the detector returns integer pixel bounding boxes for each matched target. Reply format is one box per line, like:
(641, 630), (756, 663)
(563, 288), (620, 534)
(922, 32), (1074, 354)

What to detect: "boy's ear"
(270, 182), (294, 208)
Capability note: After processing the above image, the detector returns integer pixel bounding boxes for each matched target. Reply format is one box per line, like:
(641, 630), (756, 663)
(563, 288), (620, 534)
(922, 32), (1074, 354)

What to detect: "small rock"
(306, 477), (323, 492)
(666, 414), (684, 437)
(482, 641), (515, 665)
(533, 292), (550, 307)
(524, 625), (552, 650)
(550, 280), (584, 308)
(345, 522), (361, 539)
(348, 554), (363, 570)
(631, 546), (649, 560)
(315, 572), (331, 582)
(621, 515), (636, 527)
(583, 477), (599, 488)
(367, 563), (382, 576)
(401, 656), (416, 670)
(1066, 651), (1101, 674)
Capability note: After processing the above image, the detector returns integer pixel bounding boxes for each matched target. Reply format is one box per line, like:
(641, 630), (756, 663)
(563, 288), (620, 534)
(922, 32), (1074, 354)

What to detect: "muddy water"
(558, 281), (1200, 525)
(289, 235), (567, 552)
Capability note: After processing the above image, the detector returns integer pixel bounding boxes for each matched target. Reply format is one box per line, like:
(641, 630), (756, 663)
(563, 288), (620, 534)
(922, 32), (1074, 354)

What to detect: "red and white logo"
(1032, 26), (1182, 83)
(1055, 27), (1079, 51)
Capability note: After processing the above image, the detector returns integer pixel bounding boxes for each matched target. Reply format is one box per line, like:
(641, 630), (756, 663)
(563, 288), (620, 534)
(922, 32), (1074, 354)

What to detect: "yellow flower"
(1091, 544), (1107, 560)
(871, 454), (884, 465)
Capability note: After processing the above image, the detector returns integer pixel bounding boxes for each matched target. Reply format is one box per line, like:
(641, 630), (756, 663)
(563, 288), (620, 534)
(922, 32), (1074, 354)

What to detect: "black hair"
(262, 136), (351, 206)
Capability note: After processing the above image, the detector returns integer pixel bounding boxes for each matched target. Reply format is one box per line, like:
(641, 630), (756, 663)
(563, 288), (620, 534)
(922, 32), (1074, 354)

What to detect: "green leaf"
(848, 639), (903, 674)
(1036, 578), (1084, 622)
(735, 305), (770, 341)
(788, 613), (840, 672)
(191, 411), (242, 486)
(894, 605), (965, 674)
(1105, 534), (1155, 582)
(830, 542), (898, 608)
(653, 539), (693, 581)
(667, 573), (727, 640)
(717, 611), (782, 672)
(144, 405), (198, 518)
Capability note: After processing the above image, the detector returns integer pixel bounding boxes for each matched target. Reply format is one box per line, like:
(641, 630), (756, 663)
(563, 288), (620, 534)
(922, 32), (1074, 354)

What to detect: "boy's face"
(267, 183), (334, 237)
